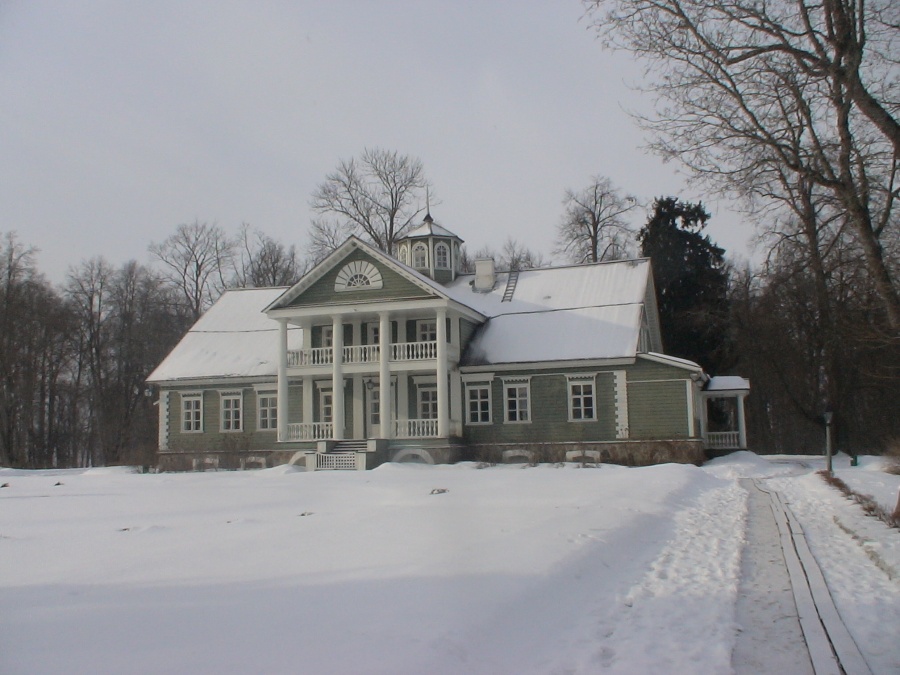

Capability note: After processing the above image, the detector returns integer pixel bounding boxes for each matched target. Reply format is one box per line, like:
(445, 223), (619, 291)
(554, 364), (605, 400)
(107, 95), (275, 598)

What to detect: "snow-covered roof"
(147, 288), (301, 383)
(705, 376), (750, 392)
(450, 260), (654, 365)
(402, 218), (461, 240)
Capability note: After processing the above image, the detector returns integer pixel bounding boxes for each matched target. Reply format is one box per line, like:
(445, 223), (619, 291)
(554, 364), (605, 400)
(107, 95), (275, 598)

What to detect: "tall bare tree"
(585, 0), (900, 329)
(234, 224), (304, 288)
(555, 176), (636, 263)
(310, 148), (429, 254)
(149, 220), (235, 321)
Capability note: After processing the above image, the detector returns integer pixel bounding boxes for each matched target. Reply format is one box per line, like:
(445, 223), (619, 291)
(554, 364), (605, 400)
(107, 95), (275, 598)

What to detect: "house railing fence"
(285, 422), (333, 441)
(287, 340), (438, 366)
(705, 431), (740, 449)
(393, 418), (439, 438)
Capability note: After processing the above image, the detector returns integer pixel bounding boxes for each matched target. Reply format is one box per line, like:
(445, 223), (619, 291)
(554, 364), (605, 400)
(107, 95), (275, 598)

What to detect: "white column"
(302, 376), (313, 426)
(332, 315), (344, 440)
(737, 395), (747, 449)
(436, 307), (449, 437)
(277, 319), (288, 442)
(449, 370), (462, 437)
(379, 312), (392, 439)
(351, 320), (363, 438)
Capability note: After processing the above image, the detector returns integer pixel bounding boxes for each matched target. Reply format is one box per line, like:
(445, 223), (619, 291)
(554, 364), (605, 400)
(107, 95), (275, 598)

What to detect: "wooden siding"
(166, 385), (302, 453)
(463, 368), (618, 445)
(627, 380), (689, 439)
(459, 319), (479, 351)
(286, 248), (434, 307)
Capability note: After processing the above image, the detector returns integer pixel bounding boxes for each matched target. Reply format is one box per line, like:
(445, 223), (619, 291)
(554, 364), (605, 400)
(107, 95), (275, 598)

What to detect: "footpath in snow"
(1, 453), (898, 674)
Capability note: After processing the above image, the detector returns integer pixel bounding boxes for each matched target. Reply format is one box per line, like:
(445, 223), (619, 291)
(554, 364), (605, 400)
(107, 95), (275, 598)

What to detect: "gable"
(285, 247), (435, 308)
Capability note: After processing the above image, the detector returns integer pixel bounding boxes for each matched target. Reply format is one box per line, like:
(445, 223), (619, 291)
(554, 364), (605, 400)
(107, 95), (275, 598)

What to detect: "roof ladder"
(501, 270), (519, 302)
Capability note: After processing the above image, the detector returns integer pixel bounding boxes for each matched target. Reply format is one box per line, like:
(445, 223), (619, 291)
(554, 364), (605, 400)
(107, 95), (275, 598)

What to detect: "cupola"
(395, 212), (464, 284)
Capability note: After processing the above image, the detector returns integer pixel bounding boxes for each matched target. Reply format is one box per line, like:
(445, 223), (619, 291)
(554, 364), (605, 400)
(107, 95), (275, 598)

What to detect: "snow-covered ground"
(1, 453), (898, 674)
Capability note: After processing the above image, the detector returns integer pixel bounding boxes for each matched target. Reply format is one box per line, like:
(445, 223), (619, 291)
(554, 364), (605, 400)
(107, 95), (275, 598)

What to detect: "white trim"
(464, 382), (492, 425)
(256, 391), (278, 432)
(685, 380), (695, 437)
(639, 352), (702, 371)
(567, 377), (597, 423)
(614, 370), (629, 439)
(416, 318), (438, 342)
(253, 383), (278, 392)
(412, 375), (437, 386)
(220, 392), (243, 432)
(501, 378), (531, 423)
(334, 260), (383, 292)
(460, 372), (495, 383)
(158, 390), (170, 450)
(180, 392), (203, 434)
(460, 358), (635, 373)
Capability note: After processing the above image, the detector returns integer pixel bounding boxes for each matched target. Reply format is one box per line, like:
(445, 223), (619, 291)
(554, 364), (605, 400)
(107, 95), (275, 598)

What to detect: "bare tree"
(149, 220), (235, 321)
(234, 224), (304, 287)
(310, 148), (429, 255)
(585, 0), (900, 329)
(555, 176), (637, 263)
(464, 238), (547, 273)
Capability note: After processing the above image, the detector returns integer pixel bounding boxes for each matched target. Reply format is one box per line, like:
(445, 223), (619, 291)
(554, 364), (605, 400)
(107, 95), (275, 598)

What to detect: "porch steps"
(331, 440), (368, 453)
(501, 270), (519, 302)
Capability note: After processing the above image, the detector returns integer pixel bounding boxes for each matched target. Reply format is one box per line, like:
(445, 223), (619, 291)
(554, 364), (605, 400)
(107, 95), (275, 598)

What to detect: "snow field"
(1, 454), (898, 674)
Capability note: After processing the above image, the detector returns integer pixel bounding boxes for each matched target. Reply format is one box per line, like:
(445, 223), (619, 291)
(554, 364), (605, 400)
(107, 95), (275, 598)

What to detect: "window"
(334, 261), (383, 291)
(413, 243), (428, 268)
(320, 390), (333, 424)
(258, 393), (277, 430)
(504, 381), (530, 423)
(417, 320), (437, 342)
(466, 385), (492, 424)
(221, 393), (242, 432)
(321, 326), (334, 348)
(367, 324), (380, 345)
(399, 246), (409, 265)
(369, 388), (380, 426)
(181, 393), (202, 433)
(435, 242), (450, 269)
(419, 387), (438, 419)
(568, 378), (595, 421)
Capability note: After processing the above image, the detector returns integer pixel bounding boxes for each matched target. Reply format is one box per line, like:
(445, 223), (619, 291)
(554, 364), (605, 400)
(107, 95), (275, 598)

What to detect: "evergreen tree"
(639, 197), (732, 373)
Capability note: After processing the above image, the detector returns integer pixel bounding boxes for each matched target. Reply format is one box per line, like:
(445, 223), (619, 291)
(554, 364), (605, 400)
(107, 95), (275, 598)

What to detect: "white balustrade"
(393, 418), (439, 438)
(391, 341), (438, 361)
(285, 422), (333, 440)
(287, 347), (333, 367)
(343, 344), (380, 364)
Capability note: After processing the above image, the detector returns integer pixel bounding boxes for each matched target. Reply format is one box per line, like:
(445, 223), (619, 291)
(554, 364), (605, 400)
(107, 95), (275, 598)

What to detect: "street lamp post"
(824, 410), (834, 474)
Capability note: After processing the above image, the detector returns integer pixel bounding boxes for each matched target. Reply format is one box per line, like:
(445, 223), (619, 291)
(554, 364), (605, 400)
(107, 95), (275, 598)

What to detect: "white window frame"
(257, 392), (277, 431)
(418, 386), (438, 420)
(417, 319), (437, 342)
(398, 245), (409, 265)
(567, 376), (596, 422)
(502, 378), (531, 423)
(412, 243), (428, 269)
(181, 392), (203, 433)
(320, 325), (334, 349)
(367, 323), (380, 346)
(435, 242), (450, 269)
(465, 383), (492, 425)
(220, 392), (243, 432)
(319, 389), (333, 425)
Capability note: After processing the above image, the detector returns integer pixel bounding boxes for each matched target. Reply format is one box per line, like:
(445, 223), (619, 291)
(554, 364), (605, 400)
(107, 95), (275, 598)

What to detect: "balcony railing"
(705, 431), (741, 449)
(393, 418), (439, 438)
(287, 340), (438, 367)
(343, 344), (380, 363)
(391, 341), (437, 361)
(285, 422), (333, 441)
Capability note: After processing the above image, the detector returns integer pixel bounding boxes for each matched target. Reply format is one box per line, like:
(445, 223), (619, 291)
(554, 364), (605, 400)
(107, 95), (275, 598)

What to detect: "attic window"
(335, 261), (383, 292)
(413, 243), (428, 269)
(435, 243), (449, 269)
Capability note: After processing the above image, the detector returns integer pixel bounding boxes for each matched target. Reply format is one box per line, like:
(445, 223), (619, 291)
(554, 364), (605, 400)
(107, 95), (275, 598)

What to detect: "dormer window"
(413, 243), (428, 269)
(435, 242), (449, 269)
(334, 261), (383, 292)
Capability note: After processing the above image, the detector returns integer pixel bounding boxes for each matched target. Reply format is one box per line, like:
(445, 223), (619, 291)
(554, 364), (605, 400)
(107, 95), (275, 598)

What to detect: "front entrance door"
(365, 382), (396, 438)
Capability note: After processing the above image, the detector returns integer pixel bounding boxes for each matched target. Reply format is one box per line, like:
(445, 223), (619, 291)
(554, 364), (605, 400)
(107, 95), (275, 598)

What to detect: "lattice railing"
(705, 431), (741, 449)
(317, 452), (358, 470)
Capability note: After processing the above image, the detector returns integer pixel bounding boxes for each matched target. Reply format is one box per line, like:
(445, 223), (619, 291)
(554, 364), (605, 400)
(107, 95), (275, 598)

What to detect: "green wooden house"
(147, 218), (749, 471)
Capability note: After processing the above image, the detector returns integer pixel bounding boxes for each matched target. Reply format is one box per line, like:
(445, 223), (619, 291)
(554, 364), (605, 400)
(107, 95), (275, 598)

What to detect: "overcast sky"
(1, 1), (756, 283)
